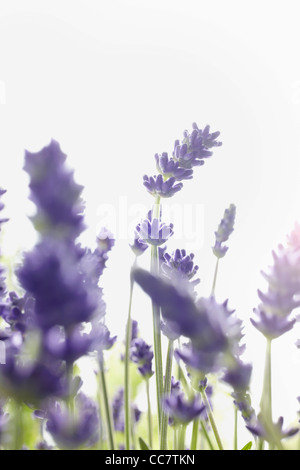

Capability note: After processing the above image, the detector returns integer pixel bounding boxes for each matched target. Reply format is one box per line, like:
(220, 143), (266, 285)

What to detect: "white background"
(1, 0), (300, 444)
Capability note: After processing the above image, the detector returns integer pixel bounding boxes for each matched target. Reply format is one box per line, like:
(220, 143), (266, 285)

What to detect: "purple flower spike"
(246, 415), (298, 443)
(130, 337), (154, 378)
(212, 204), (236, 259)
(163, 393), (205, 425)
(46, 393), (99, 449)
(136, 217), (174, 247)
(154, 152), (193, 181)
(24, 140), (85, 240)
(252, 242), (300, 339)
(173, 122), (222, 170)
(143, 174), (183, 198)
(162, 248), (200, 287)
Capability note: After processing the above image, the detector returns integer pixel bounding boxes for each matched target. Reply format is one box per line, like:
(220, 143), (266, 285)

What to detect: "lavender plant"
(0, 122), (299, 451)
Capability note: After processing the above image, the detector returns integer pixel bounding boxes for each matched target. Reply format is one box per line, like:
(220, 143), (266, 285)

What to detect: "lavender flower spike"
(136, 216), (174, 247)
(163, 392), (205, 425)
(143, 174), (183, 198)
(212, 204), (236, 258)
(173, 122), (222, 170)
(130, 337), (154, 378)
(154, 152), (193, 181)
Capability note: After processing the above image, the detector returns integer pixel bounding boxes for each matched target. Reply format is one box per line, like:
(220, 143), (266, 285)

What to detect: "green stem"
(150, 195), (163, 435)
(200, 420), (215, 450)
(178, 424), (187, 450)
(124, 261), (136, 450)
(146, 378), (153, 449)
(160, 339), (174, 450)
(211, 257), (219, 296)
(233, 407), (238, 450)
(14, 402), (23, 450)
(99, 360), (115, 450)
(191, 415), (200, 450)
(200, 388), (224, 450)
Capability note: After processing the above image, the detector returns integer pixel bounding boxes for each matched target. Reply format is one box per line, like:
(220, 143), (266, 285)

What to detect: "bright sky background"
(1, 0), (300, 443)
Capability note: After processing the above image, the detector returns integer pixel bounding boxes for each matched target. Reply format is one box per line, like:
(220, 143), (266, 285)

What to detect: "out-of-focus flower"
(46, 393), (99, 449)
(212, 204), (236, 259)
(0, 189), (8, 300)
(154, 152), (193, 181)
(112, 388), (125, 433)
(17, 239), (101, 330)
(173, 123), (222, 170)
(251, 243), (300, 339)
(0, 291), (35, 334)
(246, 415), (298, 443)
(143, 174), (183, 198)
(130, 338), (154, 378)
(163, 392), (205, 425)
(130, 233), (149, 257)
(24, 140), (85, 240)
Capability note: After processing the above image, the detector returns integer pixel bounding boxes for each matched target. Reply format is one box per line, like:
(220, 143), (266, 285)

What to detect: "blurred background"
(1, 0), (300, 444)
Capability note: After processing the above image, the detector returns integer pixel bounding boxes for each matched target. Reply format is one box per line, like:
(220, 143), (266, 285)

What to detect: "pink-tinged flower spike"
(251, 244), (300, 339)
(173, 122), (222, 170)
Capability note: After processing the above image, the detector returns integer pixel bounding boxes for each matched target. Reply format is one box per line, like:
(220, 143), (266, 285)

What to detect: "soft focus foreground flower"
(163, 392), (205, 425)
(24, 139), (85, 239)
(173, 123), (222, 170)
(246, 415), (298, 443)
(161, 248), (200, 288)
(212, 204), (236, 259)
(17, 240), (101, 330)
(0, 189), (8, 299)
(46, 393), (99, 449)
(251, 244), (300, 339)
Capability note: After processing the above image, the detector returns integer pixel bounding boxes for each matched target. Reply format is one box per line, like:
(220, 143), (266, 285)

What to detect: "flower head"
(130, 337), (154, 378)
(136, 216), (173, 247)
(143, 174), (183, 198)
(46, 393), (99, 449)
(24, 139), (85, 239)
(163, 392), (205, 425)
(154, 152), (193, 181)
(173, 123), (222, 170)
(212, 204), (236, 259)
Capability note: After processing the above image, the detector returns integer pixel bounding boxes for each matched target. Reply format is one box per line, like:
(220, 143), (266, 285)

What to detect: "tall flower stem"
(191, 415), (200, 450)
(99, 360), (115, 450)
(160, 339), (174, 450)
(259, 338), (284, 450)
(200, 420), (215, 450)
(124, 258), (137, 450)
(151, 196), (163, 435)
(146, 378), (153, 448)
(178, 424), (187, 450)
(200, 388), (224, 450)
(233, 407), (238, 450)
(14, 402), (23, 450)
(211, 258), (219, 296)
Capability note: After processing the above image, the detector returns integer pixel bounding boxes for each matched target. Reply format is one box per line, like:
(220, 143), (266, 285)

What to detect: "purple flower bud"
(173, 123), (222, 170)
(143, 174), (183, 198)
(24, 140), (85, 240)
(130, 338), (154, 378)
(46, 393), (99, 449)
(212, 204), (236, 259)
(163, 393), (205, 425)
(154, 152), (193, 181)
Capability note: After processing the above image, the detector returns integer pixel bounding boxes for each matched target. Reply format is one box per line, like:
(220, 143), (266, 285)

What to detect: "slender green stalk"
(200, 388), (224, 450)
(259, 338), (284, 450)
(150, 195), (164, 434)
(124, 261), (136, 450)
(146, 378), (153, 448)
(211, 257), (219, 296)
(200, 420), (215, 450)
(178, 424), (187, 450)
(233, 407), (238, 450)
(160, 339), (174, 450)
(191, 415), (200, 450)
(99, 360), (115, 450)
(14, 402), (23, 450)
